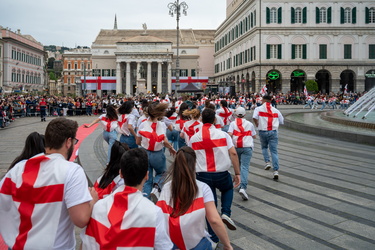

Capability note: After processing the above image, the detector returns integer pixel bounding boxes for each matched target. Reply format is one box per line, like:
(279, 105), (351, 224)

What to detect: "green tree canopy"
(305, 80), (319, 93)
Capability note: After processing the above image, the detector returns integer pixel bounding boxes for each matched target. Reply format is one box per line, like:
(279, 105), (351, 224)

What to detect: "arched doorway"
(340, 70), (355, 92)
(315, 70), (330, 94)
(290, 70), (306, 93)
(365, 70), (375, 91)
(266, 70), (282, 94)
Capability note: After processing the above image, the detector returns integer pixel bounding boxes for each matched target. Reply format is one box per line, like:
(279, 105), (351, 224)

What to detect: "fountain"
(344, 87), (375, 119)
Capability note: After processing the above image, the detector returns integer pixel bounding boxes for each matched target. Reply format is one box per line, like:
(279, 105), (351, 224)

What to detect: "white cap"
(235, 107), (246, 116)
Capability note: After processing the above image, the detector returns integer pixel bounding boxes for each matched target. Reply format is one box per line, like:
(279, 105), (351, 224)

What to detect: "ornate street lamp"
(168, 0), (188, 93)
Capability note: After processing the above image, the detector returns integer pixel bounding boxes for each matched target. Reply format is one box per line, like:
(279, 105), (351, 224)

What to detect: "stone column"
(147, 61), (152, 94)
(331, 78), (341, 93)
(281, 78), (290, 94)
(157, 62), (162, 94)
(167, 62), (172, 94)
(126, 62), (131, 96)
(116, 62), (122, 94)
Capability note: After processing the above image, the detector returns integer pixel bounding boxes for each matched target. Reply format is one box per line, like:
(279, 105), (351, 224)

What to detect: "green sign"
(268, 71), (280, 80)
(293, 71), (305, 77)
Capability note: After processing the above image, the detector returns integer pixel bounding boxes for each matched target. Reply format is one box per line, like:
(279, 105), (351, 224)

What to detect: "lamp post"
(168, 0), (188, 93)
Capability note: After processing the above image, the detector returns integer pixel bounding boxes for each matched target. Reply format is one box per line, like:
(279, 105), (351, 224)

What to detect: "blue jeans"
(259, 130), (279, 171)
(221, 125), (229, 132)
(102, 130), (117, 164)
(178, 135), (186, 149)
(172, 237), (211, 250)
(236, 147), (253, 190)
(120, 134), (138, 149)
(196, 171), (233, 243)
(320, 102), (327, 110)
(304, 100), (312, 109)
(143, 150), (166, 197)
(167, 129), (179, 151)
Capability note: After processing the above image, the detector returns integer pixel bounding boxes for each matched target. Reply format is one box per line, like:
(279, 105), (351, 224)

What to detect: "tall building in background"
(90, 28), (215, 96)
(214, 0), (375, 95)
(62, 47), (92, 96)
(0, 27), (46, 93)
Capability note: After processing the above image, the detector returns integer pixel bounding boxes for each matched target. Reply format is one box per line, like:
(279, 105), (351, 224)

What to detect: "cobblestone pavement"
(1, 106), (374, 249)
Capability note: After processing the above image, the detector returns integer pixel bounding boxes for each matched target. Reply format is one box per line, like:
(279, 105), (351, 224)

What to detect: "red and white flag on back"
(260, 84), (267, 96)
(304, 85), (308, 97)
(81, 76), (116, 91)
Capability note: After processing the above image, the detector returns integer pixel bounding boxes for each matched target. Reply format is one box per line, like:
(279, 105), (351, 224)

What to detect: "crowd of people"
(0, 90), (364, 128)
(0, 88), (364, 249)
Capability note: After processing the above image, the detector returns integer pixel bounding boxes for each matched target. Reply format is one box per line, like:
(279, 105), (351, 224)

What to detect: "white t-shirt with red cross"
(117, 113), (136, 136)
(188, 123), (234, 173)
(253, 102), (284, 131)
(156, 180), (214, 250)
(228, 118), (257, 148)
(137, 120), (167, 151)
(99, 114), (118, 132)
(80, 185), (173, 250)
(181, 119), (203, 143)
(0, 153), (92, 250)
(216, 107), (233, 126)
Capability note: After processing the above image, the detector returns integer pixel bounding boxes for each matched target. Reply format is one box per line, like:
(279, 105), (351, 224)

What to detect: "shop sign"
(292, 71), (305, 77)
(268, 71), (280, 80)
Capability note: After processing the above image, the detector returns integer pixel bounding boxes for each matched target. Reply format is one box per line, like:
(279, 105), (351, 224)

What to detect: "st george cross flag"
(304, 85), (308, 97)
(344, 84), (348, 94)
(81, 77), (116, 91)
(260, 84), (267, 96)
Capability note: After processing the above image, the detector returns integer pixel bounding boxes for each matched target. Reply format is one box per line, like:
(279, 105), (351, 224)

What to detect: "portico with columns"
(115, 35), (173, 96)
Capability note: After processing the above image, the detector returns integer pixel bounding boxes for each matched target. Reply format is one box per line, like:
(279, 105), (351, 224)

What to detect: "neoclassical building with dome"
(214, 0), (375, 95)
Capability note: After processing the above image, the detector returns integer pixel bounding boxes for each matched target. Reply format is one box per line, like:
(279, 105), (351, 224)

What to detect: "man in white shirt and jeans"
(253, 95), (284, 180)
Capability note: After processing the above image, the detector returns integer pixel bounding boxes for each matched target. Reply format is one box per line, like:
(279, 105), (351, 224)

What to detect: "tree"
(305, 80), (318, 93)
(49, 71), (57, 81)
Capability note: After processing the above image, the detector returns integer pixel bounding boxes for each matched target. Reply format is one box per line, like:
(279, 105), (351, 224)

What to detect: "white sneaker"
(264, 162), (271, 170)
(221, 214), (237, 230)
(273, 171), (279, 180)
(239, 188), (249, 201)
(150, 186), (160, 204)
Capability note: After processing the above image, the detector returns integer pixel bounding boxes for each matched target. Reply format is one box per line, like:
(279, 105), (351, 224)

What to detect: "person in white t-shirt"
(0, 118), (98, 250)
(157, 147), (232, 250)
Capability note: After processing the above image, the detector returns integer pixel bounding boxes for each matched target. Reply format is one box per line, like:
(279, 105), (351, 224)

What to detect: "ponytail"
(167, 146), (198, 217)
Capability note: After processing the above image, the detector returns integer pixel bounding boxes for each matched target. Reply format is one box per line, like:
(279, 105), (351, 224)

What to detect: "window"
(369, 45), (375, 59)
(320, 7), (327, 23)
(68, 63), (71, 70)
(112, 69), (116, 76)
(292, 44), (307, 59)
(295, 8), (302, 23)
(270, 8), (277, 23)
(344, 44), (352, 59)
(292, 7), (306, 24)
(341, 7), (356, 24)
(191, 69), (196, 77)
(102, 69), (110, 76)
(266, 44), (282, 59)
(344, 8), (351, 23)
(366, 7), (375, 23)
(319, 44), (327, 59)
(74, 63), (77, 70)
(180, 69), (188, 77)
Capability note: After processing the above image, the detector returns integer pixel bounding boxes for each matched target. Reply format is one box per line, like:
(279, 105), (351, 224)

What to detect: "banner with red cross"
(81, 76), (116, 90)
(171, 77), (208, 90)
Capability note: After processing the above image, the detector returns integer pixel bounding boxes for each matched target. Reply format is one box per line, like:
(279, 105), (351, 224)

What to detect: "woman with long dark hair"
(136, 102), (176, 200)
(8, 132), (45, 171)
(157, 146), (232, 250)
(85, 104), (118, 164)
(93, 141), (129, 199)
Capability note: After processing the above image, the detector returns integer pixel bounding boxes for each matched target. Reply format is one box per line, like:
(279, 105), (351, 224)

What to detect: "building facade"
(62, 48), (92, 96)
(90, 28), (215, 96)
(214, 0), (375, 95)
(0, 27), (45, 93)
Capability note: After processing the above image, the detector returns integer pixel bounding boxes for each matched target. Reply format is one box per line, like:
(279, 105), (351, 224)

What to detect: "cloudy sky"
(0, 0), (226, 48)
